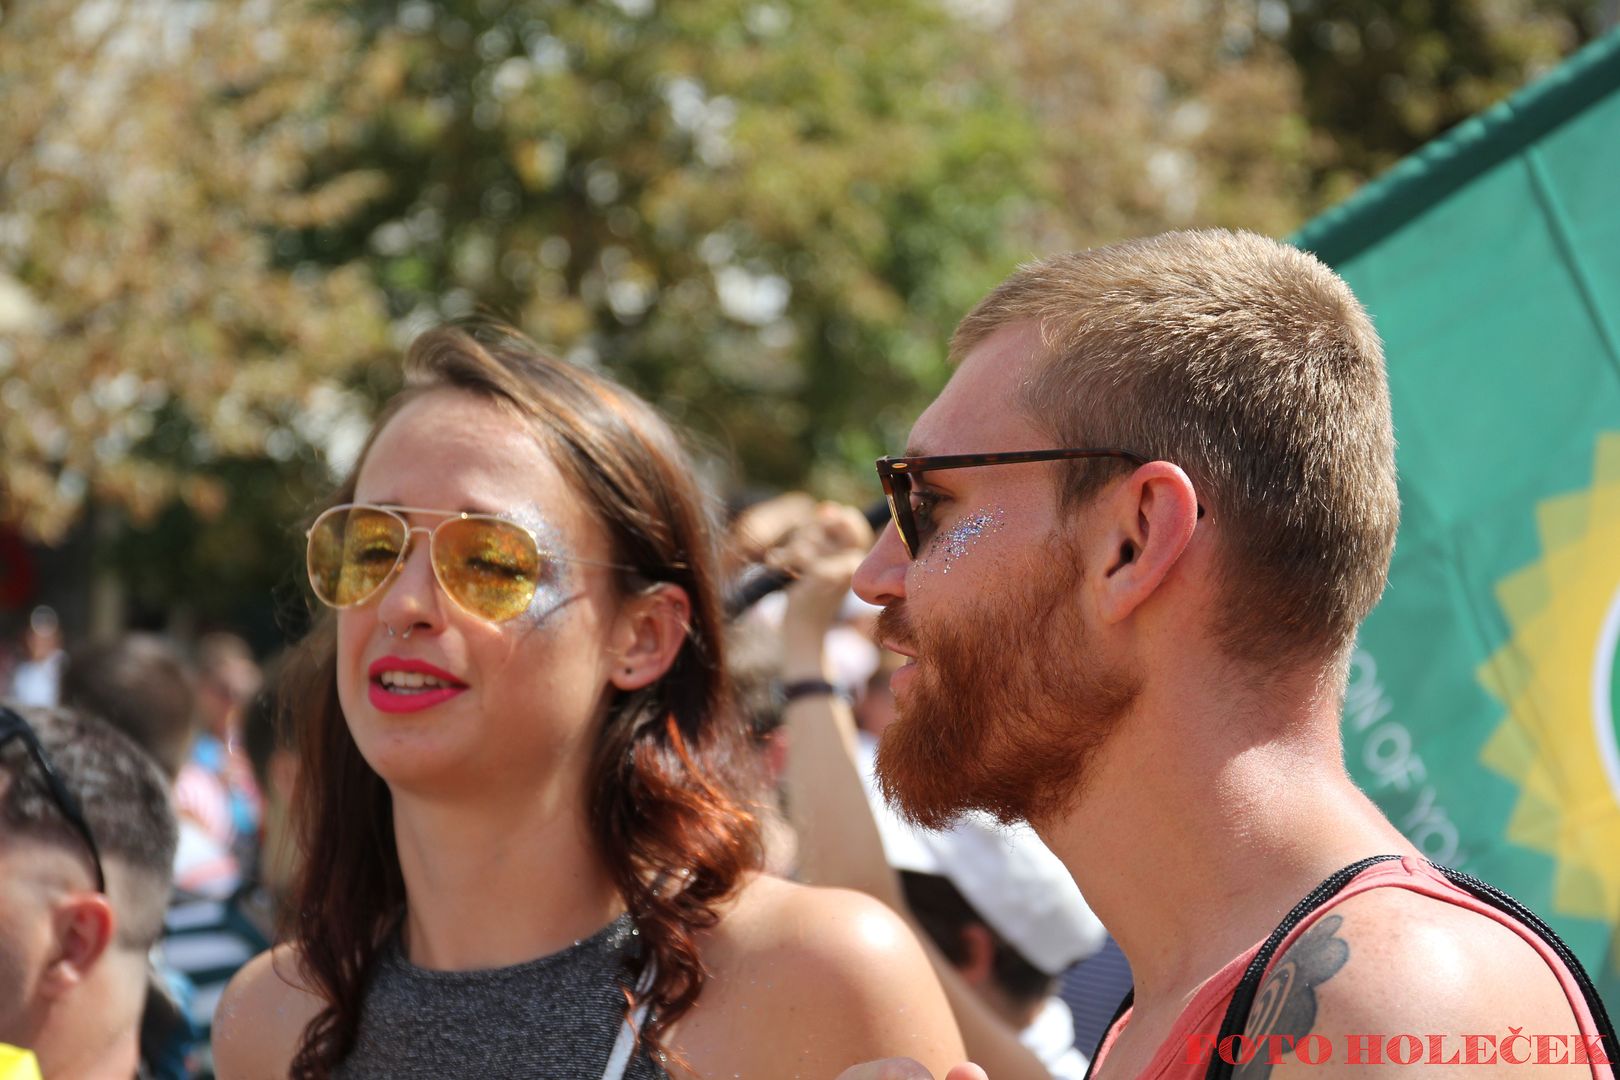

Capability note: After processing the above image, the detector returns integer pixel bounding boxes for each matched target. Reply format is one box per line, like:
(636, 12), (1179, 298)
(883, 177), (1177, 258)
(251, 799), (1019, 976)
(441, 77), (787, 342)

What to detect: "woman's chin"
(349, 719), (473, 792)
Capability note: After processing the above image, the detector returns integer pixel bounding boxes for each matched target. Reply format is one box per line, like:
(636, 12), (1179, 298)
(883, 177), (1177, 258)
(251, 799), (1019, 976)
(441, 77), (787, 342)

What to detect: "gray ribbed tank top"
(336, 913), (670, 1080)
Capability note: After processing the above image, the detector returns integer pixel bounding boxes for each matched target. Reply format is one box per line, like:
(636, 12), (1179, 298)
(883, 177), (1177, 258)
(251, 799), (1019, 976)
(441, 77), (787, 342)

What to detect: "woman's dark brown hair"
(280, 325), (762, 1077)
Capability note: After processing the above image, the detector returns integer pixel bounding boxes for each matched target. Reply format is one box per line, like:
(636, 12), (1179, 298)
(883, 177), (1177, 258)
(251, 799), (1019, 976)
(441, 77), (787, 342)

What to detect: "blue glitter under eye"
(939, 509), (1006, 572)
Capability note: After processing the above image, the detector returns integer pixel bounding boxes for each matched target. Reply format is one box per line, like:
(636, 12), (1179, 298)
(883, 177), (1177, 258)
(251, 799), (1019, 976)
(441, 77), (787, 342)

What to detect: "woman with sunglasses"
(212, 325), (962, 1079)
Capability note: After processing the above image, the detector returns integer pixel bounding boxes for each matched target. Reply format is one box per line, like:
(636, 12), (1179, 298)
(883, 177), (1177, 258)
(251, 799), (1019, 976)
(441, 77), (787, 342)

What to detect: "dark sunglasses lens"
(433, 517), (542, 622)
(308, 507), (405, 608)
(884, 489), (911, 558)
(886, 474), (916, 558)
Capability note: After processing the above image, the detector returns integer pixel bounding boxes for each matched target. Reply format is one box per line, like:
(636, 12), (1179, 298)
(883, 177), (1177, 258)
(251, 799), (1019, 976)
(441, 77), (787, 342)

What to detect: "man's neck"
(33, 993), (140, 1080)
(1037, 662), (1417, 1011)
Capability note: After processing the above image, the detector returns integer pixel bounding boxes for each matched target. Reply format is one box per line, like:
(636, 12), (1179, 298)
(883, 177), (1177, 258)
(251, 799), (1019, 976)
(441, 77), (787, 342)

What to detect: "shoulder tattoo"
(1235, 914), (1351, 1079)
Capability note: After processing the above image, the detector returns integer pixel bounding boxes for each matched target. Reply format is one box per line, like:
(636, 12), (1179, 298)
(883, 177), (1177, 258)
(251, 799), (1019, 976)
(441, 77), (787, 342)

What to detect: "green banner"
(1295, 29), (1620, 1007)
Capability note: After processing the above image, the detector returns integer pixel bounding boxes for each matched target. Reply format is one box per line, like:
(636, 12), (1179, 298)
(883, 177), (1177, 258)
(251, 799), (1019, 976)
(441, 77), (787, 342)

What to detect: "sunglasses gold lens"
(307, 508), (546, 621)
(308, 507), (407, 608)
(884, 490), (913, 558)
(432, 517), (542, 622)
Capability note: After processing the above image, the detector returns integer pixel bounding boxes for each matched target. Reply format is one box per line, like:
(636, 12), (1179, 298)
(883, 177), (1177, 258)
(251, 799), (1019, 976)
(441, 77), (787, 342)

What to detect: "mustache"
(874, 603), (918, 655)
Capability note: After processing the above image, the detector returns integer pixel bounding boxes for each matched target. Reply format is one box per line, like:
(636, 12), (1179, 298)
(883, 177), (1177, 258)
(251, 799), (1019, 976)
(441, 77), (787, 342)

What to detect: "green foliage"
(0, 0), (393, 548)
(999, 0), (1314, 246)
(0, 0), (1604, 630)
(285, 0), (1043, 496)
(1282, 0), (1597, 206)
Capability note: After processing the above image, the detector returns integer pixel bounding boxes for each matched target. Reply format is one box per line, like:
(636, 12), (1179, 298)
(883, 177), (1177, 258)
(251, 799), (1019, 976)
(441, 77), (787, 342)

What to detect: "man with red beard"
(840, 230), (1616, 1080)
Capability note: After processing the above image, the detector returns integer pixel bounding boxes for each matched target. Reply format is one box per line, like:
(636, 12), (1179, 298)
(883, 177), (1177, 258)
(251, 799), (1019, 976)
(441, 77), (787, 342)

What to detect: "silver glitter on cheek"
(501, 504), (580, 629)
(938, 507), (1006, 574)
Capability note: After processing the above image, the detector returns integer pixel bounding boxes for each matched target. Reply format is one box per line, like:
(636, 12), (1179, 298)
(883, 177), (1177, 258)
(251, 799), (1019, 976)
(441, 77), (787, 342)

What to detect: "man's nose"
(852, 521), (907, 608)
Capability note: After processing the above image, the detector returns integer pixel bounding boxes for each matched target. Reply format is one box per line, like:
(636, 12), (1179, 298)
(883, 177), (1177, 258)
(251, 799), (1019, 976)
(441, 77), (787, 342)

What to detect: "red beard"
(873, 551), (1140, 830)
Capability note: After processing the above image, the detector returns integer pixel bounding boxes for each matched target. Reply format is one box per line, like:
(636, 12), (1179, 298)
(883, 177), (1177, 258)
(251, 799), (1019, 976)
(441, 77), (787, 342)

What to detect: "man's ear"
(1092, 461), (1200, 625)
(609, 583), (694, 691)
(39, 891), (116, 999)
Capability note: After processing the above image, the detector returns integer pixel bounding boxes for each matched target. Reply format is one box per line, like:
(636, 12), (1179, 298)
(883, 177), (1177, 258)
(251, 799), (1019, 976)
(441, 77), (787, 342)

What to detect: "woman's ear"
(609, 584), (694, 691)
(39, 891), (116, 999)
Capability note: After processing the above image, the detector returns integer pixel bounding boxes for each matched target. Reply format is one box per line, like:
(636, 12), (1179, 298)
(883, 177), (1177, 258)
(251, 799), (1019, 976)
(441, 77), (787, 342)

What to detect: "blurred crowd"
(1, 489), (1126, 1079)
(2, 617), (295, 1076)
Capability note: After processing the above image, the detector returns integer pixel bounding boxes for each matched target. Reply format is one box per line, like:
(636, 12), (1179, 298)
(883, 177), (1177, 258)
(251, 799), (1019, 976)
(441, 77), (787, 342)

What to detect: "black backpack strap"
(1429, 864), (1619, 1067)
(1202, 856), (1620, 1080)
(1081, 988), (1135, 1080)
(1085, 857), (1401, 1080)
(1203, 855), (1402, 1080)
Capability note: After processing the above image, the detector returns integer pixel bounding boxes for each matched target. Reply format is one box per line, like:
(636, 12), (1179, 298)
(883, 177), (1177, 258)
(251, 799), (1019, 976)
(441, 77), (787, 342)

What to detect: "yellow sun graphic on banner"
(1479, 432), (1620, 977)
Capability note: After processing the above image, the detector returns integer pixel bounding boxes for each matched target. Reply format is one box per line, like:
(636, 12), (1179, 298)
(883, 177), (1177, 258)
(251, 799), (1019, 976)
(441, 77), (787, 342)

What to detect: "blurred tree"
(0, 0), (392, 627)
(996, 0), (1312, 247)
(995, 0), (1597, 246)
(3, 0), (1601, 633)
(1282, 0), (1598, 206)
(285, 0), (1043, 496)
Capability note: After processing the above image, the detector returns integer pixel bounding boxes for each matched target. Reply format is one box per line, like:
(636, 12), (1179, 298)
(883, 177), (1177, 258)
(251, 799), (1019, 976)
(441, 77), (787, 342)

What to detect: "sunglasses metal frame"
(876, 447), (1152, 558)
(0, 705), (108, 894)
(305, 503), (638, 623)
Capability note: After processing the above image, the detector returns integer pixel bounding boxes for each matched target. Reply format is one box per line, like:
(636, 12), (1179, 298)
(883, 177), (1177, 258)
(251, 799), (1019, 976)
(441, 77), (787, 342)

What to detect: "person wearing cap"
(874, 803), (1105, 1079)
(0, 703), (178, 1079)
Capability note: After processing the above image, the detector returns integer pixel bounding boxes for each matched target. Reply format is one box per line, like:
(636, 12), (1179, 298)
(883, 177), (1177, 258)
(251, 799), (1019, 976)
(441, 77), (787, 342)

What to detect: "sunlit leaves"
(0, 0), (391, 545)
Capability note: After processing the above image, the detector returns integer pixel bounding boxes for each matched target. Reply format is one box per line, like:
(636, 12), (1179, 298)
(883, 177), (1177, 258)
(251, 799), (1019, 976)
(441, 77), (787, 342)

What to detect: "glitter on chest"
(934, 508), (1005, 572)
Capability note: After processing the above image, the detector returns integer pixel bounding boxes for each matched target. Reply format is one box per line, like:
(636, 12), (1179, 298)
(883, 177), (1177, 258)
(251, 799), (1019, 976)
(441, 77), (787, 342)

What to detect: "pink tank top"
(1092, 857), (1615, 1080)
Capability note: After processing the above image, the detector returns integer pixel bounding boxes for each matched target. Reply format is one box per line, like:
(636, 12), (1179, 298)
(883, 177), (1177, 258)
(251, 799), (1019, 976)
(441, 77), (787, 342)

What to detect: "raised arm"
(770, 502), (1056, 1080)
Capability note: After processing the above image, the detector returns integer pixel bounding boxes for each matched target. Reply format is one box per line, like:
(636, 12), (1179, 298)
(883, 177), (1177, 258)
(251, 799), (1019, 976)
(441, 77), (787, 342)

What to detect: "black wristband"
(780, 678), (840, 704)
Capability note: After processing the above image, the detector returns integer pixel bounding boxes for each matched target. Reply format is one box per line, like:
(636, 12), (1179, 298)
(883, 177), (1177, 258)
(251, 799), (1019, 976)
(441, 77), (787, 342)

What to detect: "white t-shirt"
(1022, 995), (1090, 1080)
(7, 650), (64, 707)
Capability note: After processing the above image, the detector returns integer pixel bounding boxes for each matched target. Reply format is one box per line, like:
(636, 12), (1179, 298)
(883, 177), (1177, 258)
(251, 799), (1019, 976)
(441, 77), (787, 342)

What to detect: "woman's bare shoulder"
(212, 943), (325, 1080)
(676, 874), (963, 1078)
(717, 873), (919, 962)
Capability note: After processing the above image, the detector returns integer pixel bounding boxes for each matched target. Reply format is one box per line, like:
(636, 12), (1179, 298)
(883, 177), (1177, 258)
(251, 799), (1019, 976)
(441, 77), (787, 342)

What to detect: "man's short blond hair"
(953, 229), (1399, 664)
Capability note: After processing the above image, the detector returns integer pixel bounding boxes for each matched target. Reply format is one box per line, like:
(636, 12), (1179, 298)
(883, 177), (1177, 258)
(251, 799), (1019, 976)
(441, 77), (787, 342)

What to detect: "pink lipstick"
(367, 656), (469, 714)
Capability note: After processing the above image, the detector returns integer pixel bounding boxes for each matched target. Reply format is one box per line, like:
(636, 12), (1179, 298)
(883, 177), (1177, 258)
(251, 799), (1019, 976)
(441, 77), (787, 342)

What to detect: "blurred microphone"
(724, 499), (890, 619)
